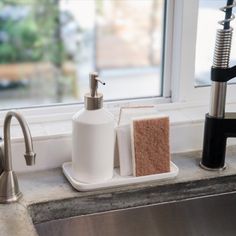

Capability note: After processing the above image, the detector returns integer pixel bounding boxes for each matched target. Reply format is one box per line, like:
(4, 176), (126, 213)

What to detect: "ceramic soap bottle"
(72, 72), (115, 183)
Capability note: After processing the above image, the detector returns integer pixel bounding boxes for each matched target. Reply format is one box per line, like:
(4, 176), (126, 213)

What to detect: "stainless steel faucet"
(0, 111), (36, 203)
(201, 0), (236, 170)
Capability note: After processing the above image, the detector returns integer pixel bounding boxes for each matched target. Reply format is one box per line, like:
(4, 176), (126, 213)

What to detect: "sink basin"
(35, 192), (236, 236)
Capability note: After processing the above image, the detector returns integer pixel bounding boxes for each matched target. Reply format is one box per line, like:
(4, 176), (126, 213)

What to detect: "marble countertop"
(2, 147), (236, 236)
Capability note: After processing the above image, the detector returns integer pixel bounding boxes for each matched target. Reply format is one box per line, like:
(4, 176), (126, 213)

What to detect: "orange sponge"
(131, 115), (170, 177)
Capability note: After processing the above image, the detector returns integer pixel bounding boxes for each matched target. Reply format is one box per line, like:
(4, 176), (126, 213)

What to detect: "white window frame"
(169, 0), (236, 104)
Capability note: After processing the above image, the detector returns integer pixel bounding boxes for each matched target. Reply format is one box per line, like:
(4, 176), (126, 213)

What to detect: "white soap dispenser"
(72, 72), (115, 184)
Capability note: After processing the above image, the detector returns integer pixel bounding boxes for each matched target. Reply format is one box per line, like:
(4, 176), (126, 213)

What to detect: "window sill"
(4, 99), (236, 173)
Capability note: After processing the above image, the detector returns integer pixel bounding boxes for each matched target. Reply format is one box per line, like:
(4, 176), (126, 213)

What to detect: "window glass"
(195, 0), (236, 86)
(0, 0), (164, 109)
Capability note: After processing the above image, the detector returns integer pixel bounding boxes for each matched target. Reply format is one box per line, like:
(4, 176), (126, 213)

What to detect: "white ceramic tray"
(62, 162), (179, 192)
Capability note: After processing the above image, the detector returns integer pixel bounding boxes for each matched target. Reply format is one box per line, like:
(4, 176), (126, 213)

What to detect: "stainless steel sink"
(35, 192), (236, 236)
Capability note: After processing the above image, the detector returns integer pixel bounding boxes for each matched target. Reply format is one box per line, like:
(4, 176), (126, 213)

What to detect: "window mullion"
(170, 0), (199, 103)
(162, 0), (174, 98)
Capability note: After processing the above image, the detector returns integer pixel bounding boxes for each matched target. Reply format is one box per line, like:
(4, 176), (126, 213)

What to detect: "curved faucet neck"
(3, 111), (35, 171)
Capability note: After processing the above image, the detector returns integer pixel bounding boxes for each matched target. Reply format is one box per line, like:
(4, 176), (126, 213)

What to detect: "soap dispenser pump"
(72, 72), (115, 184)
(84, 72), (105, 110)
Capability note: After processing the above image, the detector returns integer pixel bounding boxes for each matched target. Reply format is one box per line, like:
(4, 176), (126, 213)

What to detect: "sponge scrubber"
(131, 115), (170, 177)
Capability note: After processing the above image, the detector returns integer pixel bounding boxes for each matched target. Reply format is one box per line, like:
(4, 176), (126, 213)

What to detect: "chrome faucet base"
(0, 170), (22, 203)
(0, 191), (22, 204)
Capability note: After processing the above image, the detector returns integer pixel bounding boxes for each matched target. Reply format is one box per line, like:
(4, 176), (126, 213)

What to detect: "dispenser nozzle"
(89, 72), (105, 97)
(85, 72), (105, 110)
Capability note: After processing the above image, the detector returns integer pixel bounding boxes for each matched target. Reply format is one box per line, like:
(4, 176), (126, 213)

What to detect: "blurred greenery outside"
(0, 0), (77, 102)
(0, 0), (164, 107)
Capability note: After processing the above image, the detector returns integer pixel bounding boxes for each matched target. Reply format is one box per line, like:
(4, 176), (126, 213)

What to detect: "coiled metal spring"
(213, 28), (233, 68)
(213, 1), (236, 68)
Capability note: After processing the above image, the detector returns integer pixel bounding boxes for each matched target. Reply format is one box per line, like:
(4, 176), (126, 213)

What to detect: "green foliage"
(0, 17), (43, 63)
(0, 0), (65, 65)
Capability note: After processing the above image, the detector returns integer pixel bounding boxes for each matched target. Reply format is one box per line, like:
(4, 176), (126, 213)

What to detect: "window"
(0, 0), (165, 109)
(1, 0), (236, 112)
(170, 0), (236, 104)
(2, 0), (236, 155)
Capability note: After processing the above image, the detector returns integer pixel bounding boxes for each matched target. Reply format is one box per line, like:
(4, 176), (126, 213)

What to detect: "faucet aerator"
(24, 153), (36, 166)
